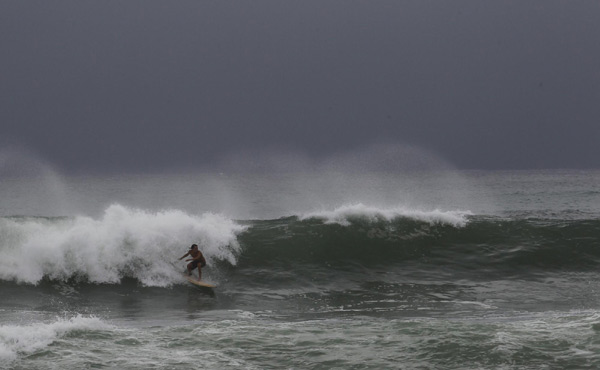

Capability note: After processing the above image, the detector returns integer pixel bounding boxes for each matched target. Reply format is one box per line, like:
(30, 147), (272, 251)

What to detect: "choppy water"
(1, 169), (600, 369)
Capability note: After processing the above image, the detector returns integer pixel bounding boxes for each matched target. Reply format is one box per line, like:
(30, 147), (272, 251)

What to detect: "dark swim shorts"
(190, 260), (206, 269)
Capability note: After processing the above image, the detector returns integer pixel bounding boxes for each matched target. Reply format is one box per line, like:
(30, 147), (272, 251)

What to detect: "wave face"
(240, 209), (600, 273)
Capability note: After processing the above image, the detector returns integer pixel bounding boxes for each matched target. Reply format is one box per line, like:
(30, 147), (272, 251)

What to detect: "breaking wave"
(0, 315), (110, 364)
(0, 204), (246, 286)
(2, 202), (599, 287)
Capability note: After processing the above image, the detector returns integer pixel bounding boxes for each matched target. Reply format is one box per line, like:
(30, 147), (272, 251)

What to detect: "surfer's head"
(190, 244), (198, 250)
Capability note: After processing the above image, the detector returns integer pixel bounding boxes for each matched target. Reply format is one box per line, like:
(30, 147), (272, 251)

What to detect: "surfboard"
(184, 275), (216, 288)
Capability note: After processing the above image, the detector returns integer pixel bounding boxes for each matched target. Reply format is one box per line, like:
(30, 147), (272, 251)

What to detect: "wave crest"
(300, 203), (472, 227)
(0, 204), (246, 286)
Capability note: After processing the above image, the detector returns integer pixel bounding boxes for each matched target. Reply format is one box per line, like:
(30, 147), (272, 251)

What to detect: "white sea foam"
(0, 315), (110, 364)
(0, 204), (247, 286)
(300, 203), (472, 227)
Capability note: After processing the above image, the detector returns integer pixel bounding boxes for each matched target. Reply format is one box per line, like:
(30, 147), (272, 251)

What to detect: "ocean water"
(1, 168), (600, 369)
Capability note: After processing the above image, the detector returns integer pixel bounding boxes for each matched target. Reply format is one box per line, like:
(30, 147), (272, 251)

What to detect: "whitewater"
(1, 167), (600, 369)
(0, 205), (245, 286)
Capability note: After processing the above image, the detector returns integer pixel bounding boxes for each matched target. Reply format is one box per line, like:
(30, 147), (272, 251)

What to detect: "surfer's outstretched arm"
(179, 252), (193, 275)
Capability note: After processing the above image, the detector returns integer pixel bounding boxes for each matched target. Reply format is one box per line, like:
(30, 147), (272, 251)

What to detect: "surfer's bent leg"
(187, 260), (200, 280)
(198, 261), (206, 281)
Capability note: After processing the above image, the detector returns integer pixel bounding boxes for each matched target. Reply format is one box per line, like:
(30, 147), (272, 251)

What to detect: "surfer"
(179, 244), (207, 281)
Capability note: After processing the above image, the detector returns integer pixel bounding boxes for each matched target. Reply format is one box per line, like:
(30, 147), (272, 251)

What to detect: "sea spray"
(0, 204), (246, 286)
(211, 143), (492, 219)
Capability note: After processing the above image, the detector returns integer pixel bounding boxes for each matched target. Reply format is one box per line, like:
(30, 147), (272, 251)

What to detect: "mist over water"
(212, 143), (489, 219)
(0, 147), (72, 217)
(0, 143), (491, 220)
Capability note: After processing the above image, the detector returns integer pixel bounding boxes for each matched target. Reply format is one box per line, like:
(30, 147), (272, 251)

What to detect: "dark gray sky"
(1, 0), (599, 173)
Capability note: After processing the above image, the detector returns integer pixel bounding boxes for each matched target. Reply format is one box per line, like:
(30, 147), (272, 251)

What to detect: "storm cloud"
(1, 1), (599, 173)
